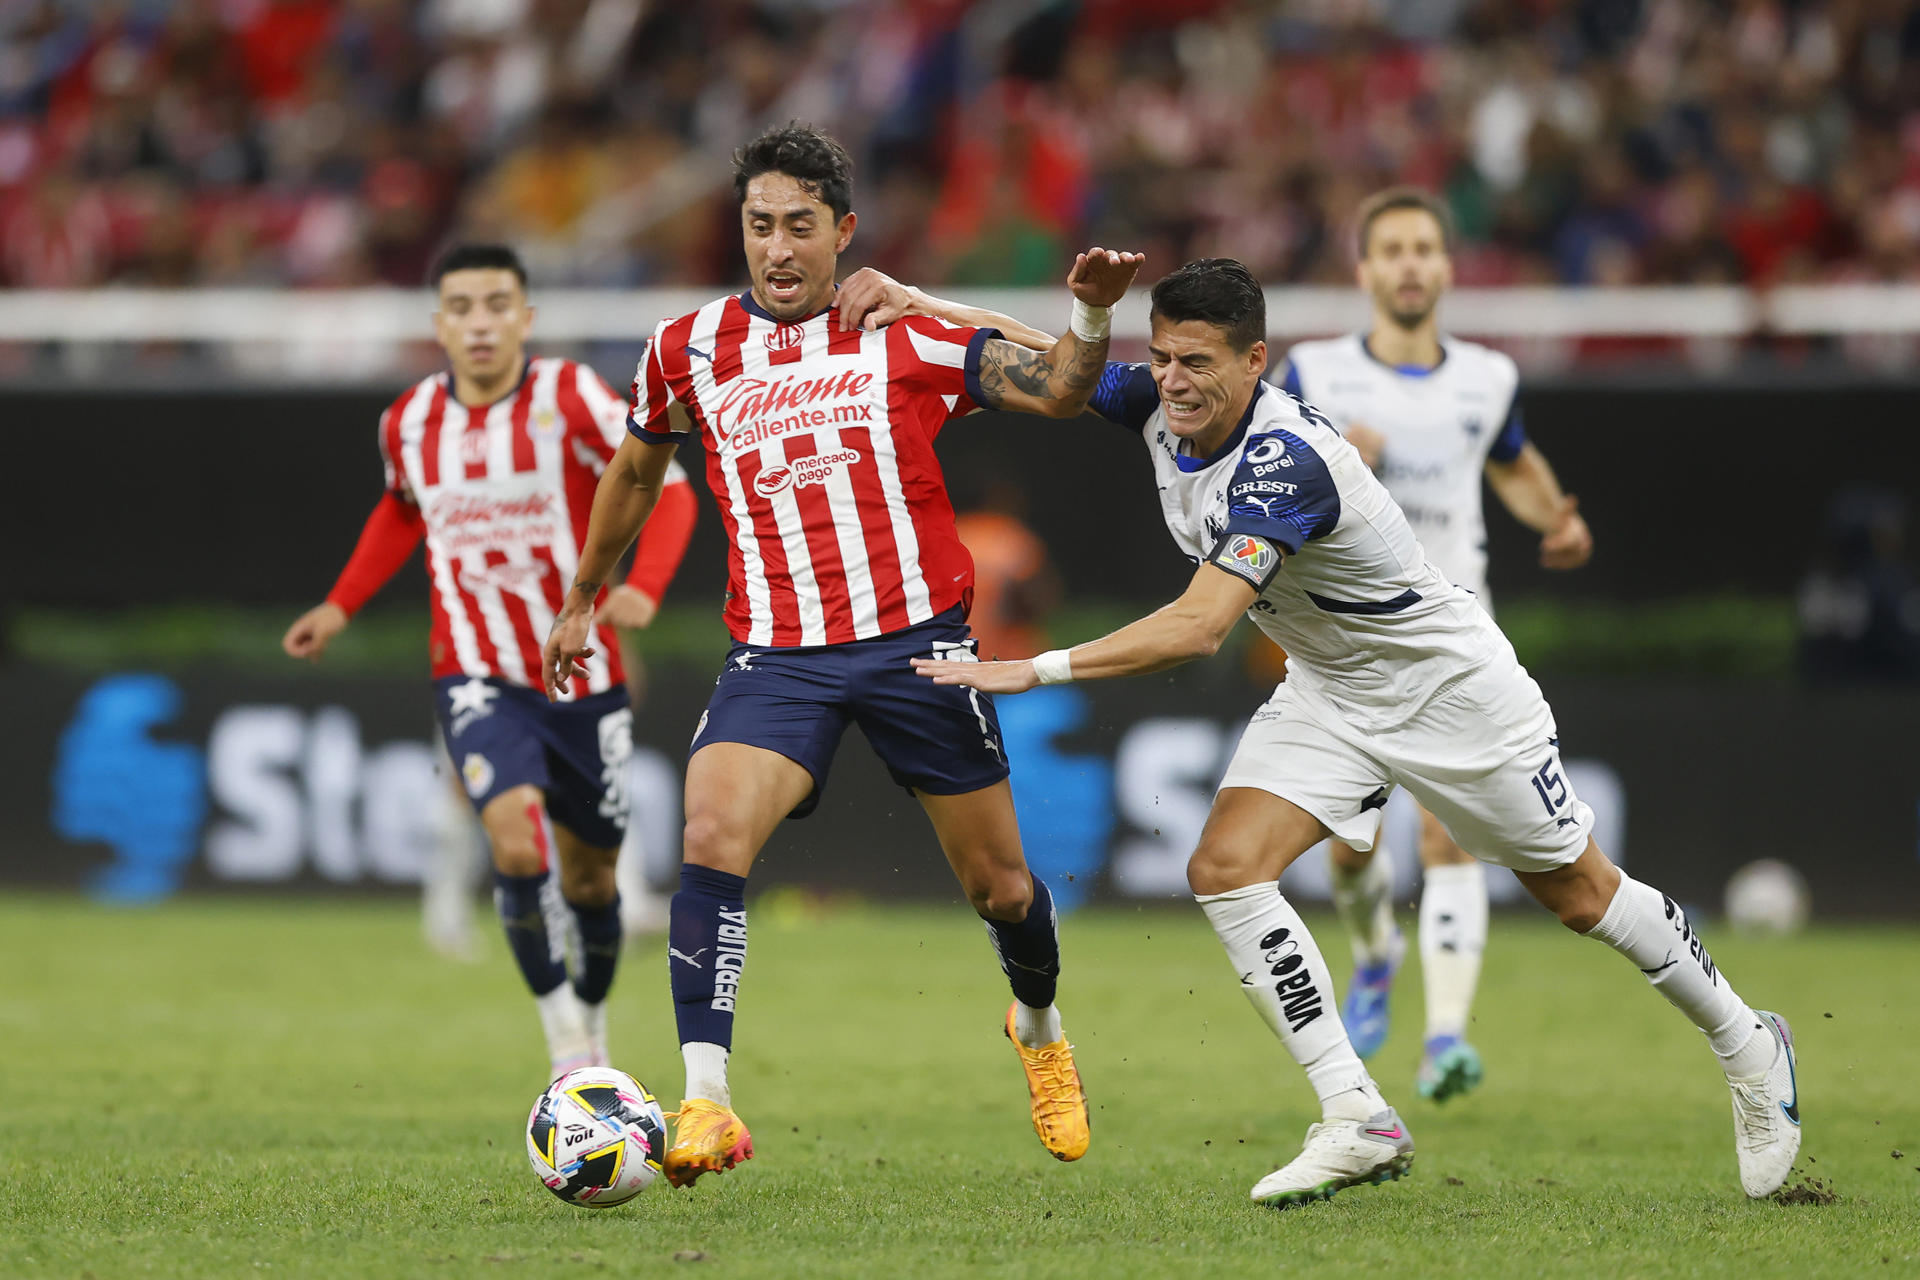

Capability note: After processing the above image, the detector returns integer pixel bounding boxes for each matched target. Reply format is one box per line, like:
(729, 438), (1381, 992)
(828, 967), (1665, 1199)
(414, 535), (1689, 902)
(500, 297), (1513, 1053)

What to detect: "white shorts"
(1218, 662), (1593, 874)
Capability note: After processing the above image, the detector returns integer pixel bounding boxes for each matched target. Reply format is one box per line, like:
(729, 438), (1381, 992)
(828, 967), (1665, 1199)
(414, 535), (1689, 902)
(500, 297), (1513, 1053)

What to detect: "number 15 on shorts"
(1530, 755), (1569, 816)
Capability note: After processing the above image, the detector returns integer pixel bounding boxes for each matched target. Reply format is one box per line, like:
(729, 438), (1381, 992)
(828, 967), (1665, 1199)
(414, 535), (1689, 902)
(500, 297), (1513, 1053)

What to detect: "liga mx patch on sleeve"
(1209, 532), (1284, 592)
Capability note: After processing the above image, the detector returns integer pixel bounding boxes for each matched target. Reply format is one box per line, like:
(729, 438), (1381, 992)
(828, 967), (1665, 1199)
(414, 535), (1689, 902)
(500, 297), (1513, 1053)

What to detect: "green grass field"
(2, 896), (1915, 1279)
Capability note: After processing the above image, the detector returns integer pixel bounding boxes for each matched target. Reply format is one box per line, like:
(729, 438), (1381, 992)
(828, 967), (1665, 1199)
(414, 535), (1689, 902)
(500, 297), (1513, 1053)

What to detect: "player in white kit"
(909, 259), (1799, 1206)
(1276, 187), (1594, 1101)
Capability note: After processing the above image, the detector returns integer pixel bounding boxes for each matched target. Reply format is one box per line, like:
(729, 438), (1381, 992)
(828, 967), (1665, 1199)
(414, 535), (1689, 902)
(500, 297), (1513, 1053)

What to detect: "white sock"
(537, 985), (590, 1065)
(1014, 1002), (1064, 1049)
(1330, 849), (1397, 967)
(1584, 873), (1771, 1077)
(1197, 882), (1388, 1121)
(683, 1041), (731, 1107)
(1419, 862), (1487, 1041)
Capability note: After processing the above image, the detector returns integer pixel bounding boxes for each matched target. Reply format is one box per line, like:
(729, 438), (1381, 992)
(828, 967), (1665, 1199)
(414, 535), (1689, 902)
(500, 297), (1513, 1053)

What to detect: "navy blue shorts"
(691, 605), (1009, 818)
(434, 676), (631, 849)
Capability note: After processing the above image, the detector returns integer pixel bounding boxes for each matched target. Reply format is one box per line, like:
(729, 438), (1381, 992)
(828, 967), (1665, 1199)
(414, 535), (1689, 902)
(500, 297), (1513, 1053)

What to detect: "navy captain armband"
(1207, 532), (1285, 593)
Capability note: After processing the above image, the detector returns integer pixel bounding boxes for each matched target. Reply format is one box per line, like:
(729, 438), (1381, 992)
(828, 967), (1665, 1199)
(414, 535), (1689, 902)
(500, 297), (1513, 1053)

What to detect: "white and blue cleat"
(1416, 1034), (1483, 1103)
(1730, 1011), (1800, 1198)
(1341, 932), (1405, 1060)
(1251, 1107), (1416, 1208)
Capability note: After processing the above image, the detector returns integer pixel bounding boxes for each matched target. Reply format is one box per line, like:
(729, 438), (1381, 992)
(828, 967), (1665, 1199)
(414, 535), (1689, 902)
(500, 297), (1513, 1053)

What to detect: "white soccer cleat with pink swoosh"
(1250, 1108), (1416, 1208)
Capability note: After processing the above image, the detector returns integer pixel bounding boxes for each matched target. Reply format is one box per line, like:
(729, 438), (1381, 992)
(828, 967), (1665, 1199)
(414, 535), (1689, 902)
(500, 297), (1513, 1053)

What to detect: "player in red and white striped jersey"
(283, 245), (697, 1079)
(543, 124), (1140, 1185)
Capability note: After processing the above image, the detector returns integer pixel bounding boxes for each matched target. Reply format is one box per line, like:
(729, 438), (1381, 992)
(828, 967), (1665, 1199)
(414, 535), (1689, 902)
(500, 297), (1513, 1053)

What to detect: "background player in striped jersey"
(542, 123), (1140, 1186)
(282, 244), (697, 1078)
(1275, 187), (1594, 1102)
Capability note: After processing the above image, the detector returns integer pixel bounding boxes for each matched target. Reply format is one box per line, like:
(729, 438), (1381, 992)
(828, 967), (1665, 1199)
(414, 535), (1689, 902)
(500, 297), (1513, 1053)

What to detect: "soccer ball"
(526, 1067), (668, 1206)
(1723, 859), (1811, 935)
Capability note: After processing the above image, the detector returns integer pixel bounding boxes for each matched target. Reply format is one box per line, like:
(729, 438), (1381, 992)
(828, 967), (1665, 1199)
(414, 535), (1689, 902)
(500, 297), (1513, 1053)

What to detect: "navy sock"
(494, 870), (566, 997)
(982, 873), (1061, 1009)
(568, 894), (623, 1005)
(669, 864), (748, 1050)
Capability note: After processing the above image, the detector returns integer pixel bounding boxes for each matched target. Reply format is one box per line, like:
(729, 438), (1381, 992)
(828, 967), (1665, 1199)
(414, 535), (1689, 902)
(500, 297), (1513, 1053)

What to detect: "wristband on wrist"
(1069, 299), (1112, 342)
(1030, 649), (1075, 684)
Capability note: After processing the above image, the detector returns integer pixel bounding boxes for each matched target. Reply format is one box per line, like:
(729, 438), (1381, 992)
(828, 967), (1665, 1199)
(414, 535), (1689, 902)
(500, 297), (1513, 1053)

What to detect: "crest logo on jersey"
(461, 753), (495, 798)
(765, 324), (803, 352)
(1462, 415), (1483, 439)
(534, 407), (562, 439)
(755, 466), (794, 497)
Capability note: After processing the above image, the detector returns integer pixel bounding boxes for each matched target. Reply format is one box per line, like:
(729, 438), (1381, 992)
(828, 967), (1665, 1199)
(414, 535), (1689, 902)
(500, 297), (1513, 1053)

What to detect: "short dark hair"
(1149, 258), (1266, 352)
(733, 122), (854, 221)
(1355, 186), (1454, 257)
(430, 243), (528, 289)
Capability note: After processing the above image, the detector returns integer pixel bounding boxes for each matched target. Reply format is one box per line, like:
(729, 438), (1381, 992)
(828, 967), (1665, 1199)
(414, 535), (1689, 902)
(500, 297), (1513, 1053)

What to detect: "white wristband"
(1069, 299), (1112, 342)
(1030, 649), (1075, 684)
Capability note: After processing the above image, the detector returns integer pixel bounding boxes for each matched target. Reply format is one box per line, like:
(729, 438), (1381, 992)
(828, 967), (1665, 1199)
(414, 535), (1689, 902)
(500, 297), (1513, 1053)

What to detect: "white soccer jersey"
(1090, 364), (1511, 731)
(1277, 335), (1524, 597)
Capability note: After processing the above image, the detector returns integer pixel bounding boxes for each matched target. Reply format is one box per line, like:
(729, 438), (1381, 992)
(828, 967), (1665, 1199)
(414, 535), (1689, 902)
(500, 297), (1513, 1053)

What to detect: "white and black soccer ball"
(526, 1067), (668, 1206)
(1724, 859), (1811, 935)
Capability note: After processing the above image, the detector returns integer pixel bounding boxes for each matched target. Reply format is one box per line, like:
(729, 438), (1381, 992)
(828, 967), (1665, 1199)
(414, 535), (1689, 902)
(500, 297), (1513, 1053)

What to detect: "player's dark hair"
(1355, 186), (1454, 257)
(430, 243), (529, 289)
(1149, 258), (1266, 353)
(733, 122), (854, 221)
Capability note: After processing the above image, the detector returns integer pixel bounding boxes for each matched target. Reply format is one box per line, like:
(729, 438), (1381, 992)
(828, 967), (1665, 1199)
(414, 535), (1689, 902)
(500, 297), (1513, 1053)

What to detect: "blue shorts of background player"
(691, 604), (1010, 818)
(434, 675), (632, 848)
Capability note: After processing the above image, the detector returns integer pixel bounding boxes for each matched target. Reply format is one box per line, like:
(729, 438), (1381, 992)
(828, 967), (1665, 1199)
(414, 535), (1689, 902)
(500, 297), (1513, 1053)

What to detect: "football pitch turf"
(3, 895), (1914, 1279)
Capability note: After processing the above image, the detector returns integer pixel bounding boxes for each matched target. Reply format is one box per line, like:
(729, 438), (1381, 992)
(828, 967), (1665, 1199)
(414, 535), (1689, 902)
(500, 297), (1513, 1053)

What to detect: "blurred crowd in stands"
(3, 0), (1919, 292)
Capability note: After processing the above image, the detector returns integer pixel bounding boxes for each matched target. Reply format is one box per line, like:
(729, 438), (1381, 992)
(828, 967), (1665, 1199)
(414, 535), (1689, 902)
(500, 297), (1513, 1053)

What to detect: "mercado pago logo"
(753, 448), (863, 496)
(716, 370), (876, 453)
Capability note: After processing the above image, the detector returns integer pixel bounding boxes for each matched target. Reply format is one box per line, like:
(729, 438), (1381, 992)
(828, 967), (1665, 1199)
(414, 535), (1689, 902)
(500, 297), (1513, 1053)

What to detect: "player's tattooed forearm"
(978, 334), (1110, 408)
(571, 580), (601, 598)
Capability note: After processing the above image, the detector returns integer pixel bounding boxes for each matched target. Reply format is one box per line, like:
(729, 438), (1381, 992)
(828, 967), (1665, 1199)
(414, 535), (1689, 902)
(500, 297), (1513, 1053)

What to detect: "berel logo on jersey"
(1246, 437), (1290, 466)
(1245, 435), (1294, 475)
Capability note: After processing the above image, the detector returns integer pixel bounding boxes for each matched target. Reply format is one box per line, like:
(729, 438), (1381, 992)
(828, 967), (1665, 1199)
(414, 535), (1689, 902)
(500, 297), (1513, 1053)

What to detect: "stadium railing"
(1, 285), (1917, 383)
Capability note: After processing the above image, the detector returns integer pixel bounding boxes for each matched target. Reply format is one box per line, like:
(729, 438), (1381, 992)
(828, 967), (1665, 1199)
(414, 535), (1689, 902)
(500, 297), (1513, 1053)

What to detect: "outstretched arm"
(968, 248), (1142, 418)
(1485, 442), (1592, 569)
(912, 563), (1255, 694)
(838, 268), (1057, 351)
(542, 431), (682, 696)
(283, 491), (425, 661)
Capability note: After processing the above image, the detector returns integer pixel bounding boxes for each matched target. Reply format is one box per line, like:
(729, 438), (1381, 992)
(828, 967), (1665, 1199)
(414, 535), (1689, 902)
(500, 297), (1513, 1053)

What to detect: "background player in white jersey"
(542, 124), (1141, 1186)
(1275, 187), (1594, 1101)
(282, 245), (697, 1078)
(913, 259), (1799, 1206)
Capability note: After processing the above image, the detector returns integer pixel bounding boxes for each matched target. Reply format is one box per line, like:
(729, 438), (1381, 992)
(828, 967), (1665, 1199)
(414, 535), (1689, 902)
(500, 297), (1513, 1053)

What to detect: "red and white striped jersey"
(378, 357), (690, 697)
(630, 292), (995, 647)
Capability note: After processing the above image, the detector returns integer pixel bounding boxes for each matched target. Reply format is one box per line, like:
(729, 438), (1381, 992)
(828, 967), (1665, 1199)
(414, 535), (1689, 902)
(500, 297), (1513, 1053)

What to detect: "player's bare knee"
(559, 859), (616, 907)
(1187, 843), (1261, 897)
(489, 832), (545, 878)
(971, 870), (1032, 922)
(681, 807), (754, 876)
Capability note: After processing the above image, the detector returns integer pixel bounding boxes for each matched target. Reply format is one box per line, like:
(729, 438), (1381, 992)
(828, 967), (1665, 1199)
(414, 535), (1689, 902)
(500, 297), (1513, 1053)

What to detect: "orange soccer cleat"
(1004, 1004), (1091, 1162)
(663, 1098), (754, 1188)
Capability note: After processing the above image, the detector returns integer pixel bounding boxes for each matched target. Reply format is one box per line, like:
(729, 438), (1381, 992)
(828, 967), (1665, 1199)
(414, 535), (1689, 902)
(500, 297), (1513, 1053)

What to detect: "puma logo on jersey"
(669, 947), (710, 968)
